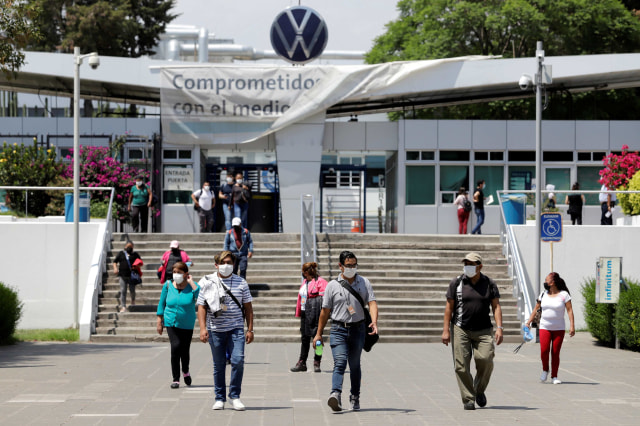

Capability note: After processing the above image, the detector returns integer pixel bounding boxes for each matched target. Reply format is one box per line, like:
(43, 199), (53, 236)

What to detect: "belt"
(333, 319), (364, 328)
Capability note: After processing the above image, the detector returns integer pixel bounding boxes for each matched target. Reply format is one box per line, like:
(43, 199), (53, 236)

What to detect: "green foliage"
(581, 278), (616, 346)
(14, 328), (79, 342)
(90, 200), (110, 219)
(27, 0), (178, 57)
(44, 175), (73, 216)
(615, 281), (640, 350)
(0, 140), (62, 217)
(0, 0), (42, 77)
(0, 282), (23, 345)
(618, 170), (640, 216)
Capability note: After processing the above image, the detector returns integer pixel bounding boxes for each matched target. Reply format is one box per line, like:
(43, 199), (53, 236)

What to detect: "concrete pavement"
(1, 332), (639, 425)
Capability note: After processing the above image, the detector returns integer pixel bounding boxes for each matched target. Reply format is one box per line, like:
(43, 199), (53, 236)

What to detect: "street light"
(73, 46), (99, 328)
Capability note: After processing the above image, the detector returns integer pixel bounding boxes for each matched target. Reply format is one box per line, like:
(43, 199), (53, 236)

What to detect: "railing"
(301, 194), (316, 266)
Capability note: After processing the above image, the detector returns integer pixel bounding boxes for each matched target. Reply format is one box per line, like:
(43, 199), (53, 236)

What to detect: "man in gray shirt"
(313, 250), (378, 412)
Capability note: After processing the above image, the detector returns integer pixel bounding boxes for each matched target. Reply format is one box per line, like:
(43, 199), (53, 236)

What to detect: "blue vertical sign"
(540, 212), (562, 242)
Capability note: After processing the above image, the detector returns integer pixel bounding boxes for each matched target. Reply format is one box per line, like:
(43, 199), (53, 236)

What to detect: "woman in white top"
(526, 272), (575, 384)
(453, 187), (471, 234)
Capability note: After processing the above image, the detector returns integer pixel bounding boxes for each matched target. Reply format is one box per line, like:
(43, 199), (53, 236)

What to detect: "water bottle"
(315, 340), (323, 356)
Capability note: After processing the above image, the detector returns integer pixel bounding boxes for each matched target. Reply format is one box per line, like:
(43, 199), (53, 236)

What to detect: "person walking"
(599, 183), (617, 225)
(112, 241), (142, 313)
(471, 180), (486, 235)
(159, 241), (192, 284)
(156, 261), (200, 389)
(232, 172), (251, 229)
(564, 182), (585, 225)
(192, 181), (216, 233)
(219, 174), (235, 231)
(223, 217), (253, 279)
(128, 176), (152, 232)
(197, 251), (254, 411)
(291, 262), (328, 373)
(441, 252), (503, 410)
(453, 187), (471, 234)
(525, 272), (575, 385)
(313, 250), (378, 412)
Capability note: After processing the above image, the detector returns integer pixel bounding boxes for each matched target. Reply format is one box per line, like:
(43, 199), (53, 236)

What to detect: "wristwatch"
(497, 326), (504, 329)
(247, 330), (254, 333)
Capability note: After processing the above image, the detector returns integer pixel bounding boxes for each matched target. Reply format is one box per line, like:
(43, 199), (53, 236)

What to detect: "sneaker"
(349, 395), (360, 411)
(463, 402), (475, 410)
(230, 398), (245, 411)
(170, 382), (179, 389)
(540, 370), (549, 382)
(212, 400), (224, 410)
(119, 307), (126, 313)
(328, 392), (342, 412)
(476, 392), (486, 408)
(183, 373), (192, 386)
(314, 361), (321, 373)
(290, 360), (307, 372)
(552, 377), (562, 385)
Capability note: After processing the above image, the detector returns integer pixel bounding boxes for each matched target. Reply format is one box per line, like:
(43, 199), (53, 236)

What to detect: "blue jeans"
(329, 322), (365, 397)
(208, 328), (245, 401)
(223, 203), (233, 231)
(234, 202), (249, 229)
(471, 208), (485, 234)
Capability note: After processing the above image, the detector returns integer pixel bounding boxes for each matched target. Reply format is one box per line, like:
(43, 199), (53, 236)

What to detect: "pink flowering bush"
(599, 145), (640, 215)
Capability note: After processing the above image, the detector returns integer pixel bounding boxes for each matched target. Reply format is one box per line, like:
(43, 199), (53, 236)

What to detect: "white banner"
(163, 167), (193, 191)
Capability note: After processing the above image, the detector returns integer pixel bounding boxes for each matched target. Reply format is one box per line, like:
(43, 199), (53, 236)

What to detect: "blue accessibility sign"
(541, 212), (562, 242)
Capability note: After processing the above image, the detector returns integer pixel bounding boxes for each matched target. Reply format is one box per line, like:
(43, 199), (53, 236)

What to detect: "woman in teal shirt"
(157, 261), (200, 389)
(128, 176), (152, 232)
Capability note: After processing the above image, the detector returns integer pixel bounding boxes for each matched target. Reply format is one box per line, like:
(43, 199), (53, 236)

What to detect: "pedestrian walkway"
(1, 332), (638, 425)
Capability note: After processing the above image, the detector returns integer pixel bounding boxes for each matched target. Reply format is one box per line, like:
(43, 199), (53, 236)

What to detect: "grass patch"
(14, 328), (79, 342)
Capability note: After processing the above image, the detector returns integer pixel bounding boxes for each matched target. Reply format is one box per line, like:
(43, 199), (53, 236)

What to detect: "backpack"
(193, 188), (214, 211)
(463, 198), (472, 212)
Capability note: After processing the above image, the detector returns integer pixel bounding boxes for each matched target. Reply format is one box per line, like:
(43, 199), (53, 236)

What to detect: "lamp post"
(73, 47), (99, 328)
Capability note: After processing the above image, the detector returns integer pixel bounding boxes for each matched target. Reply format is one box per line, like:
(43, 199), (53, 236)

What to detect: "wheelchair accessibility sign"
(541, 212), (562, 242)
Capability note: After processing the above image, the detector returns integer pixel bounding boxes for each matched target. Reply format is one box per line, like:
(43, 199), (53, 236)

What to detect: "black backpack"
(463, 198), (472, 212)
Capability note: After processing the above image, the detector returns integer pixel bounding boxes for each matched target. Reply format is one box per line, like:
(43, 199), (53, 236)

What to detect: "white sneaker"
(540, 371), (548, 382)
(552, 377), (562, 385)
(212, 400), (224, 410)
(230, 398), (245, 411)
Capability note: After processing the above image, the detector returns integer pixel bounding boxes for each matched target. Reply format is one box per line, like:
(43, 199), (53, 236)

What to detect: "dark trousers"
(166, 327), (194, 382)
(600, 202), (613, 225)
(570, 213), (582, 225)
(298, 313), (322, 362)
(131, 204), (149, 232)
(233, 254), (248, 279)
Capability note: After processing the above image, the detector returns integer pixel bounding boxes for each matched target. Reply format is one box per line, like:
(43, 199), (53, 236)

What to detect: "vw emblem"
(270, 6), (328, 64)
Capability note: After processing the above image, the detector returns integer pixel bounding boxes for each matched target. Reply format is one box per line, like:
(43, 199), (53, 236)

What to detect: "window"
(474, 151), (503, 161)
(440, 151), (470, 161)
(127, 148), (144, 160)
(421, 151), (435, 160)
(475, 152), (488, 161)
(578, 152), (606, 162)
(162, 164), (193, 204)
(475, 166), (504, 203)
(508, 166), (535, 190)
(178, 150), (192, 159)
(406, 151), (420, 161)
(406, 166), (435, 204)
(508, 151), (535, 162)
(163, 150), (177, 160)
(322, 154), (337, 164)
(577, 166), (602, 205)
(543, 151), (573, 162)
(440, 166), (469, 203)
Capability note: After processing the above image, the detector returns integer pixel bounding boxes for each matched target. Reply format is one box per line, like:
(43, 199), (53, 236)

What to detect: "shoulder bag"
(125, 252), (142, 285)
(339, 279), (379, 352)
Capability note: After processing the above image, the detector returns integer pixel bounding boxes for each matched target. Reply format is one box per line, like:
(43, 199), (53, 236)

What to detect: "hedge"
(0, 282), (23, 345)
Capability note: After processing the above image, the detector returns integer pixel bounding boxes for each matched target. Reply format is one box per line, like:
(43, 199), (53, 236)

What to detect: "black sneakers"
(476, 392), (487, 407)
(290, 360), (307, 372)
(463, 401), (475, 410)
(349, 395), (360, 411)
(183, 373), (192, 386)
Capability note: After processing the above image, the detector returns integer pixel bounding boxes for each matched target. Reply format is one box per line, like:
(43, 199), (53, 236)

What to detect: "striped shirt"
(196, 274), (252, 332)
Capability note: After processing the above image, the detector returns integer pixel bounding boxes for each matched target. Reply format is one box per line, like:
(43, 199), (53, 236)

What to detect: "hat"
(462, 252), (482, 264)
(170, 240), (180, 248)
(232, 217), (242, 227)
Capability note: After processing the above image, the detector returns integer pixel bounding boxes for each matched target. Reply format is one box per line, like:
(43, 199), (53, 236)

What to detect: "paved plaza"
(1, 332), (639, 425)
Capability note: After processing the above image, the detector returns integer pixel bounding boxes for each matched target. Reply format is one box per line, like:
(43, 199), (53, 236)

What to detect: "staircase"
(93, 233), (520, 343)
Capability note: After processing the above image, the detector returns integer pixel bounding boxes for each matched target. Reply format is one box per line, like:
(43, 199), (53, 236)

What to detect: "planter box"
(616, 215), (640, 226)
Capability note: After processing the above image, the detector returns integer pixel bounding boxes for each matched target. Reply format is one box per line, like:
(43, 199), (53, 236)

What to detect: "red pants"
(539, 329), (565, 378)
(457, 209), (470, 234)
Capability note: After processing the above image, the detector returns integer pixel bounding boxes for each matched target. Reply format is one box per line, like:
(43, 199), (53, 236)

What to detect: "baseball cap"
(232, 217), (242, 227)
(170, 240), (180, 248)
(462, 252), (482, 264)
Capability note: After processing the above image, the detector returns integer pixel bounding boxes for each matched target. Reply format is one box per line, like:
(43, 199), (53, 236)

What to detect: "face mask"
(203, 186), (210, 191)
(136, 181), (143, 187)
(464, 265), (477, 277)
(218, 264), (233, 277)
(236, 179), (243, 184)
(342, 267), (357, 279)
(125, 247), (133, 254)
(173, 273), (184, 284)
(226, 178), (233, 184)
(544, 283), (550, 291)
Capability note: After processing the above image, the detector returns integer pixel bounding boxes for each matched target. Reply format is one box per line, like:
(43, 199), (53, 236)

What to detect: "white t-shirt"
(454, 194), (469, 210)
(599, 185), (617, 203)
(193, 188), (214, 211)
(539, 290), (572, 331)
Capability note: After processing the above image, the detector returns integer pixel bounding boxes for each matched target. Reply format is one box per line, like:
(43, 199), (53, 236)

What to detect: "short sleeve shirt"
(322, 274), (376, 323)
(196, 274), (252, 332)
(130, 185), (149, 206)
(446, 274), (500, 331)
(193, 188), (214, 211)
(539, 290), (571, 331)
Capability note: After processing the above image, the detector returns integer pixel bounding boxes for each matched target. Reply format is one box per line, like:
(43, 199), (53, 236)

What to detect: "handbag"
(531, 291), (545, 328)
(339, 279), (379, 352)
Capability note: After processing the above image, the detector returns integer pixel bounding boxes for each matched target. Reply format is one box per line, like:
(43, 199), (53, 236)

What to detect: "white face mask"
(463, 265), (477, 278)
(236, 178), (243, 184)
(203, 185), (210, 191)
(218, 264), (233, 277)
(136, 181), (143, 187)
(226, 177), (233, 184)
(342, 267), (357, 279)
(173, 273), (184, 284)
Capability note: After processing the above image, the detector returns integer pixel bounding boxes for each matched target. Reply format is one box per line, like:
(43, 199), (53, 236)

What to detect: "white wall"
(0, 222), (101, 329)
(511, 224), (640, 330)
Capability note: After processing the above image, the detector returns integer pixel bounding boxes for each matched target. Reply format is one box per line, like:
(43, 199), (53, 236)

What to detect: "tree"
(27, 0), (177, 57)
(366, 0), (640, 120)
(0, 0), (41, 77)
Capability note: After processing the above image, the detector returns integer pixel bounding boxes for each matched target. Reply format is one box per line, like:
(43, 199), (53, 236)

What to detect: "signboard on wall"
(596, 257), (621, 304)
(164, 167), (193, 191)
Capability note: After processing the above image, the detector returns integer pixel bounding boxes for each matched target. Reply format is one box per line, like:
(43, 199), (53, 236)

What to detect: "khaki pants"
(451, 324), (495, 404)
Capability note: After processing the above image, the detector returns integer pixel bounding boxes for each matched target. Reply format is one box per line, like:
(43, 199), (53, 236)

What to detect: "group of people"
(453, 180), (487, 235)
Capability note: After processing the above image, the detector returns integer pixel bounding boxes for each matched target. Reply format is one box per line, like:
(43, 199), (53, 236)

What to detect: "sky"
(171, 0), (400, 54)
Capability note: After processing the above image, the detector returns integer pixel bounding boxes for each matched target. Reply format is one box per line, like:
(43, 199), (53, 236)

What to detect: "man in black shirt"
(441, 252), (503, 410)
(471, 180), (485, 234)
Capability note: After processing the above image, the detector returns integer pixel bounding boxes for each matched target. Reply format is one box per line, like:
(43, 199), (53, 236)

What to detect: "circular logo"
(270, 6), (328, 64)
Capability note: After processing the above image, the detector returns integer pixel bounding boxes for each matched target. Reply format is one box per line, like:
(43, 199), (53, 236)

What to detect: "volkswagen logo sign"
(270, 6), (328, 64)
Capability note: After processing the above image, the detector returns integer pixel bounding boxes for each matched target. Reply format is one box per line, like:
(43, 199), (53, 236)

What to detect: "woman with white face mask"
(156, 262), (200, 389)
(128, 175), (152, 232)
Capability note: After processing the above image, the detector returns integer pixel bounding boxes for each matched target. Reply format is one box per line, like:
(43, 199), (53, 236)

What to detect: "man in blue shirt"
(223, 217), (253, 279)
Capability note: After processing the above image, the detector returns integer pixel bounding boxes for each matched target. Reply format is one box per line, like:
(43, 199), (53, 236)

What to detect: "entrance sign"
(164, 167), (193, 191)
(596, 257), (621, 303)
(540, 212), (562, 242)
(270, 6), (328, 64)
